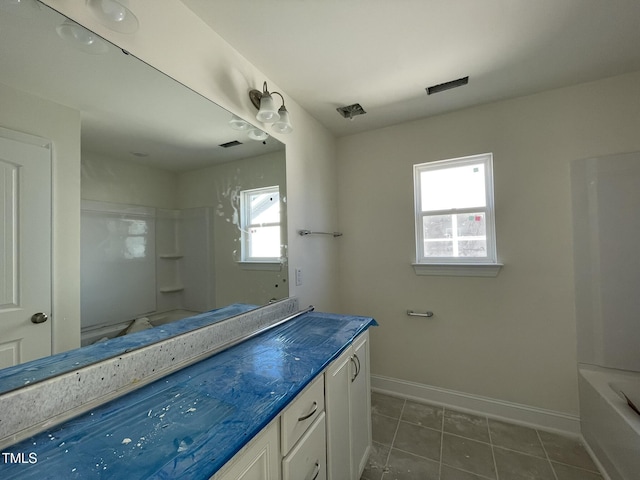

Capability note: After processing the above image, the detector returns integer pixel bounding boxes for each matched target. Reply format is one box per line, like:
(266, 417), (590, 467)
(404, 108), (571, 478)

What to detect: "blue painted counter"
(0, 311), (376, 479)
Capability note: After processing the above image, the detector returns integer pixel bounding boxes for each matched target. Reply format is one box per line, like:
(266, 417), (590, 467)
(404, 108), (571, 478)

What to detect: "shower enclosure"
(571, 151), (640, 480)
(80, 201), (214, 345)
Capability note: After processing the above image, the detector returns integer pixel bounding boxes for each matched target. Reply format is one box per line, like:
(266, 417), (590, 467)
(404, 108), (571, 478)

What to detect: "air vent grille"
(426, 76), (469, 95)
(337, 103), (366, 119)
(219, 140), (242, 148)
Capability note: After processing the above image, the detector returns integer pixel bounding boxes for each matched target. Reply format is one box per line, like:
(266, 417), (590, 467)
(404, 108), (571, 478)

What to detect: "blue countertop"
(1, 311), (375, 479)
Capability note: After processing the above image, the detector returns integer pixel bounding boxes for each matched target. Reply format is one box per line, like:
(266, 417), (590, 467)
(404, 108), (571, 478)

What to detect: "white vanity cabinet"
(326, 330), (371, 480)
(213, 330), (370, 480)
(281, 374), (327, 480)
(213, 420), (281, 480)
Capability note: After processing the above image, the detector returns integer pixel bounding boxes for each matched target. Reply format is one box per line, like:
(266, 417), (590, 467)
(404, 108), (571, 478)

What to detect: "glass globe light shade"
(256, 93), (280, 124)
(87, 0), (139, 33)
(229, 115), (251, 131)
(55, 20), (109, 54)
(272, 106), (293, 134)
(247, 128), (269, 141)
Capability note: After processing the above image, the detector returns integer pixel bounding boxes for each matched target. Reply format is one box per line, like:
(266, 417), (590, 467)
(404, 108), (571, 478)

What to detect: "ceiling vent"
(219, 140), (243, 148)
(426, 76), (469, 95)
(337, 103), (366, 120)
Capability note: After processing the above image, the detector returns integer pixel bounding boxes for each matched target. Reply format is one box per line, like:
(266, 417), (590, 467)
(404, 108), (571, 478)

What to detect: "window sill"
(237, 261), (283, 272)
(412, 262), (503, 277)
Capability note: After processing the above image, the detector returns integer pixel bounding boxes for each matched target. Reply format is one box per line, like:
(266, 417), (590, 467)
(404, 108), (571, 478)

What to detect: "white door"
(0, 128), (52, 369)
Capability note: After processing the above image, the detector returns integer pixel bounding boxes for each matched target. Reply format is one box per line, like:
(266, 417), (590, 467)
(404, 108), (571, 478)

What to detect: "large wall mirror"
(0, 1), (287, 385)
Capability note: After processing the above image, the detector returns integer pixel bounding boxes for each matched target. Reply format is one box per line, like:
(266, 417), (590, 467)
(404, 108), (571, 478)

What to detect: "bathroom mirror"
(0, 2), (287, 386)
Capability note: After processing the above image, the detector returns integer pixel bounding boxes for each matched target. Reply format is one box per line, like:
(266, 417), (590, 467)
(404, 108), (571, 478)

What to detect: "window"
(413, 153), (500, 276)
(240, 186), (281, 262)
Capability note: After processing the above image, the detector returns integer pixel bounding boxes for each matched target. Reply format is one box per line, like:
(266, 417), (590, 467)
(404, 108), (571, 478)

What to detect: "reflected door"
(0, 130), (52, 369)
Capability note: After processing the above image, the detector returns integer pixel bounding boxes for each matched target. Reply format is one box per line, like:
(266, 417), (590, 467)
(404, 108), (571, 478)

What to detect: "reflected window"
(414, 153), (497, 264)
(240, 186), (281, 261)
(102, 217), (149, 260)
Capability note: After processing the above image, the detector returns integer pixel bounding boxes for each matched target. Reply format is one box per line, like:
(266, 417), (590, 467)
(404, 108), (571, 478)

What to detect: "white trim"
(0, 126), (51, 149)
(371, 374), (581, 436)
(412, 262), (503, 277)
(237, 261), (283, 272)
(414, 153), (497, 264)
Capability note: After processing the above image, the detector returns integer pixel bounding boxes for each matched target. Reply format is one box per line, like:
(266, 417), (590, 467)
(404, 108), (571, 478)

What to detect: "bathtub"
(579, 365), (640, 480)
(81, 309), (201, 346)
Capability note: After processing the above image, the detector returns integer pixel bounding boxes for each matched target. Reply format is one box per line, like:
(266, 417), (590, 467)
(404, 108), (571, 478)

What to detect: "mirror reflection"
(0, 2), (287, 374)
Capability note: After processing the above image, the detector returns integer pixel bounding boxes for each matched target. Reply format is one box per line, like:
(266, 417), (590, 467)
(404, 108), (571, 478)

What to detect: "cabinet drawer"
(283, 412), (326, 480)
(281, 374), (325, 455)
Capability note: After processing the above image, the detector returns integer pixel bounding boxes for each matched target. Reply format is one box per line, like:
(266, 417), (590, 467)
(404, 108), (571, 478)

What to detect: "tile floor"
(362, 392), (604, 480)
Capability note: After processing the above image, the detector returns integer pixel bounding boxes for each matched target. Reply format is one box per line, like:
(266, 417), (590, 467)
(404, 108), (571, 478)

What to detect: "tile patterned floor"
(362, 392), (604, 480)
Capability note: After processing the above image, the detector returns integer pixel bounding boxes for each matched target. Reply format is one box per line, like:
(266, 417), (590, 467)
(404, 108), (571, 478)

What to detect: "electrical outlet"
(295, 268), (303, 286)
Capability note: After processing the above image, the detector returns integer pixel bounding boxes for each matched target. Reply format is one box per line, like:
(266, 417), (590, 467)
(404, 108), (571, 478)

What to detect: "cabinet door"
(350, 331), (371, 478)
(213, 421), (280, 480)
(325, 345), (353, 479)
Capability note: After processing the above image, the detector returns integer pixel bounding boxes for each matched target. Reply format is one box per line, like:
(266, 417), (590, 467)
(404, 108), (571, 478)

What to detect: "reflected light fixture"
(56, 20), (109, 54)
(229, 115), (251, 131)
(228, 115), (269, 142)
(87, 0), (139, 34)
(247, 128), (269, 141)
(249, 82), (293, 134)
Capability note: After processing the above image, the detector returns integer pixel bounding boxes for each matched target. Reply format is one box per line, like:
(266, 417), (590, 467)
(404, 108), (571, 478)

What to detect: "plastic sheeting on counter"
(1, 312), (376, 479)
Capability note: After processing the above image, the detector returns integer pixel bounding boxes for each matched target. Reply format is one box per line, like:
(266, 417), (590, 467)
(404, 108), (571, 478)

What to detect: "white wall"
(0, 82), (81, 354)
(178, 151), (288, 307)
(81, 152), (178, 208)
(336, 71), (640, 416)
(43, 0), (340, 312)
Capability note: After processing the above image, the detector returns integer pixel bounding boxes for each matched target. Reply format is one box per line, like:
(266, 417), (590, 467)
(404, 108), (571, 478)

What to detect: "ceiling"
(0, 1), (283, 172)
(181, 0), (640, 137)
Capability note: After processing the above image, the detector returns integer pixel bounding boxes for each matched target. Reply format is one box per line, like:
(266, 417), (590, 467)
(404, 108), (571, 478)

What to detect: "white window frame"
(239, 185), (281, 265)
(413, 153), (501, 277)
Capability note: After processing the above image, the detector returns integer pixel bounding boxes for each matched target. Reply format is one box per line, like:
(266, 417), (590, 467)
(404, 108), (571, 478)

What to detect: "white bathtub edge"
(579, 364), (640, 480)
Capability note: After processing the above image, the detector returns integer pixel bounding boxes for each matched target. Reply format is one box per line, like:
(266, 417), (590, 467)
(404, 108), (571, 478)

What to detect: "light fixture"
(86, 0), (139, 34)
(249, 82), (293, 134)
(56, 20), (109, 54)
(229, 115), (251, 131)
(247, 128), (269, 141)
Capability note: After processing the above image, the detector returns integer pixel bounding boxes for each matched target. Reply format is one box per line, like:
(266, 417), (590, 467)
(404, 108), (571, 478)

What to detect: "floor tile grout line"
(383, 399), (406, 474)
(370, 394), (605, 480)
(437, 405), (444, 480)
(486, 414), (500, 480)
(549, 459), (604, 475)
(388, 444), (441, 464)
(440, 462), (497, 480)
(536, 428), (559, 480)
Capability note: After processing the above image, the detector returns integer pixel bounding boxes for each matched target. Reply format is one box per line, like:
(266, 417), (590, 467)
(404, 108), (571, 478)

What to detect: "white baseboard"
(371, 374), (581, 436)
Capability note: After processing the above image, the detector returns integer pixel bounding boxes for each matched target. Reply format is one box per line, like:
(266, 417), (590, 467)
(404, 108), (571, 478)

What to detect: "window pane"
(422, 212), (488, 258)
(420, 163), (486, 211)
(424, 240), (453, 257)
(249, 191), (280, 224)
(249, 226), (280, 258)
(457, 240), (487, 257)
(422, 214), (452, 240)
(456, 213), (486, 237)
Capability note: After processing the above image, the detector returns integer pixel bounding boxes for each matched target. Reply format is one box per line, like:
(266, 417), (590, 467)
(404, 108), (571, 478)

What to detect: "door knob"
(31, 312), (48, 324)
